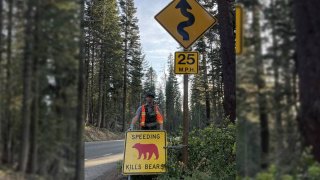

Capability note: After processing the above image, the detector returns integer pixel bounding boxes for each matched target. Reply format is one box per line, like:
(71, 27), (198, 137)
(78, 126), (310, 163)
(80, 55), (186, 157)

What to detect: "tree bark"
(19, 0), (34, 173)
(84, 40), (90, 124)
(0, 0), (3, 160)
(122, 13), (128, 132)
(28, 57), (39, 174)
(97, 43), (104, 128)
(217, 0), (236, 123)
(0, 0), (3, 62)
(252, 3), (269, 169)
(75, 0), (85, 179)
(2, 0), (14, 164)
(27, 0), (40, 173)
(270, 0), (283, 166)
(89, 36), (95, 125)
(202, 52), (211, 125)
(293, 0), (320, 162)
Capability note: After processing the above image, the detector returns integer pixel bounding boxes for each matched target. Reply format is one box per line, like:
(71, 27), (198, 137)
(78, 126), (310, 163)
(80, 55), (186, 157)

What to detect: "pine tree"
(264, 0), (297, 171)
(19, 0), (34, 172)
(2, 0), (14, 165)
(143, 66), (157, 96)
(216, 0), (236, 123)
(84, 0), (123, 130)
(237, 0), (300, 176)
(119, 0), (143, 132)
(157, 87), (165, 114)
(0, 0), (82, 178)
(129, 47), (144, 113)
(165, 54), (181, 133)
(0, 0), (3, 62)
(76, 0), (85, 179)
(293, 0), (320, 162)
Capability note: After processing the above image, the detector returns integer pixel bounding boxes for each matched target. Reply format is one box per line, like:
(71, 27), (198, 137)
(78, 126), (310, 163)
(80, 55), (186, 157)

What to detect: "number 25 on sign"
(174, 52), (199, 74)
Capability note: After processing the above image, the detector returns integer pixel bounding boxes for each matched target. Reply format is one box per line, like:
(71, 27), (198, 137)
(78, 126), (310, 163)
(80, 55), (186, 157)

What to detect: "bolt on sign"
(174, 51), (199, 74)
(155, 0), (217, 49)
(122, 131), (167, 175)
(236, 5), (243, 55)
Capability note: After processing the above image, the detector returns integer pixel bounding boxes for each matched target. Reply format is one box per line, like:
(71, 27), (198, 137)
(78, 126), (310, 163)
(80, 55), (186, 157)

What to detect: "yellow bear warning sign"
(122, 131), (167, 175)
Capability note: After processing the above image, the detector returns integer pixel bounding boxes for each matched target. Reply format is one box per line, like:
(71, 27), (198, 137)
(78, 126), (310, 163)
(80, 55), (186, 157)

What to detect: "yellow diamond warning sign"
(122, 131), (167, 175)
(175, 51), (199, 74)
(155, 0), (217, 49)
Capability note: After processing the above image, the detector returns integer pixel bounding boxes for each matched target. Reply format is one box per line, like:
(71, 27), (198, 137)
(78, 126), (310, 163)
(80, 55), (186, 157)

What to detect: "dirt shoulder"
(84, 125), (125, 142)
(0, 168), (43, 180)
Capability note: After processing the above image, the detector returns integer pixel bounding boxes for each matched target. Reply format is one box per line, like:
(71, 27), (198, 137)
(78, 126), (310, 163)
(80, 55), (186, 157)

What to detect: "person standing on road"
(129, 92), (164, 130)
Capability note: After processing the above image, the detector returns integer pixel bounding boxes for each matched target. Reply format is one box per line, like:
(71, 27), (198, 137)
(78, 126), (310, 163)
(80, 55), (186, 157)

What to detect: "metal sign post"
(182, 61), (189, 166)
(155, 0), (218, 167)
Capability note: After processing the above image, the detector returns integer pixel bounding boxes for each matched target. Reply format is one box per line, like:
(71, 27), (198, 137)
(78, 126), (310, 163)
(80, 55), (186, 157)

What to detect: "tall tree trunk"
(122, 15), (128, 132)
(101, 50), (108, 128)
(76, 0), (85, 179)
(252, 3), (269, 169)
(293, 0), (320, 162)
(89, 37), (95, 125)
(27, 0), (40, 173)
(101, 93), (106, 128)
(19, 0), (34, 172)
(84, 42), (90, 124)
(2, 0), (14, 165)
(97, 43), (104, 128)
(202, 52), (211, 125)
(217, 0), (236, 123)
(28, 58), (39, 174)
(0, 0), (3, 62)
(270, 0), (283, 166)
(0, 0), (3, 161)
(104, 53), (110, 129)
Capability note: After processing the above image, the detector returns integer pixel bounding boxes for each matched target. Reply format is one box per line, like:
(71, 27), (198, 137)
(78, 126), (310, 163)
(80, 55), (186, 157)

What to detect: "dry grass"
(84, 125), (124, 142)
(0, 169), (43, 180)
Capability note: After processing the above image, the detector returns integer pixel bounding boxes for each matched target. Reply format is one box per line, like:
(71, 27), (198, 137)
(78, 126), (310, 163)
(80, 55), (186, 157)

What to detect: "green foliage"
(281, 175), (294, 180)
(307, 164), (320, 180)
(188, 124), (236, 178)
(254, 167), (295, 180)
(183, 170), (212, 180)
(247, 156), (320, 180)
(117, 160), (123, 172)
(255, 173), (274, 180)
(255, 165), (276, 180)
(159, 123), (236, 179)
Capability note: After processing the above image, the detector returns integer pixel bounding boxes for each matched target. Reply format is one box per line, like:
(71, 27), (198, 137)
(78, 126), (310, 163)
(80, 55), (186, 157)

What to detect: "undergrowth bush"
(239, 148), (320, 180)
(159, 124), (236, 179)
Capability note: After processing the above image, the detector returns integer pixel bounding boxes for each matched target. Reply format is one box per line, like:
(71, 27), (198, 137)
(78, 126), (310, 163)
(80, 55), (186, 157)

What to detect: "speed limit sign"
(174, 52), (199, 74)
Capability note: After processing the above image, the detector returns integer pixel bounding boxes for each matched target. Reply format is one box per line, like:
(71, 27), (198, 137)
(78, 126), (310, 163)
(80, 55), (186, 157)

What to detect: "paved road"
(85, 140), (124, 180)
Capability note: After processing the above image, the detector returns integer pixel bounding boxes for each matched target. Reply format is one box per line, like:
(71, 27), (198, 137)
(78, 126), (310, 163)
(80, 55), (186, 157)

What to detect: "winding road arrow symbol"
(175, 0), (195, 41)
